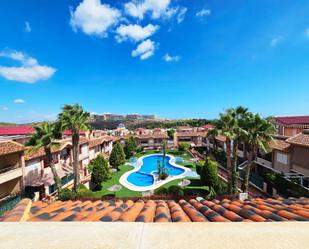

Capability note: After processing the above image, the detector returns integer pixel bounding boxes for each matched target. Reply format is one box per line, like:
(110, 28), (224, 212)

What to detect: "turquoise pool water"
(126, 154), (185, 187)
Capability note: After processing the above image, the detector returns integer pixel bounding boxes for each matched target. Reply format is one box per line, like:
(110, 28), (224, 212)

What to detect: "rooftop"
(2, 197), (309, 222)
(274, 116), (309, 125)
(0, 140), (24, 156)
(0, 126), (34, 136)
(286, 131), (309, 148)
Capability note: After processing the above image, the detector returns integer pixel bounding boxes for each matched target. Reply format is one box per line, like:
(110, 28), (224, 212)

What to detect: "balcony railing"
(0, 164), (20, 175)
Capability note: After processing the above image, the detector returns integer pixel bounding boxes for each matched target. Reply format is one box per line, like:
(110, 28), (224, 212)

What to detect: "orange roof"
(286, 132), (309, 148)
(88, 137), (104, 148)
(2, 197), (309, 222)
(0, 140), (24, 156)
(270, 139), (290, 152)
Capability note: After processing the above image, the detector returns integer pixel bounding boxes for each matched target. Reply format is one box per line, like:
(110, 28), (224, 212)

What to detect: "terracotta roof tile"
(270, 139), (290, 152)
(0, 140), (24, 156)
(286, 133), (309, 147)
(2, 197), (309, 222)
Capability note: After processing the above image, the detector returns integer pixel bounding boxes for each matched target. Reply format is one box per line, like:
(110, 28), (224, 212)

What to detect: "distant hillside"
(89, 119), (213, 130)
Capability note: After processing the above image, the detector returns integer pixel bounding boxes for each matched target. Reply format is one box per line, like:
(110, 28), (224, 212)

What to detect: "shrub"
(76, 188), (93, 198)
(109, 142), (126, 170)
(178, 142), (190, 152)
(90, 155), (111, 191)
(167, 185), (184, 196)
(197, 158), (219, 190)
(154, 188), (168, 196)
(195, 160), (205, 175)
(58, 188), (75, 201)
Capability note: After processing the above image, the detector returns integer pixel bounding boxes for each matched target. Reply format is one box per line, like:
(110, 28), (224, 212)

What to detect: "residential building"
(0, 126), (34, 145)
(0, 140), (25, 200)
(273, 116), (309, 137)
(174, 126), (207, 147)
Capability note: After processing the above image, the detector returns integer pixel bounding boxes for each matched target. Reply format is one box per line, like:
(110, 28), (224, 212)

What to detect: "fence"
(0, 194), (22, 216)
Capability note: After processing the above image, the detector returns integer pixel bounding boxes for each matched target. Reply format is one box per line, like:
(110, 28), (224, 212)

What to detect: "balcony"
(0, 165), (22, 185)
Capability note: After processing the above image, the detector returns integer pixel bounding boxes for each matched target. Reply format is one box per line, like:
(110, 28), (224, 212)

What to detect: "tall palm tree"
(27, 122), (62, 194)
(58, 104), (91, 191)
(242, 113), (275, 192)
(207, 110), (237, 194)
(228, 106), (249, 193)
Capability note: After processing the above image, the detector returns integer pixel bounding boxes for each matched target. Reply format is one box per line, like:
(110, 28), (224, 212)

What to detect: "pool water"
(126, 154), (185, 187)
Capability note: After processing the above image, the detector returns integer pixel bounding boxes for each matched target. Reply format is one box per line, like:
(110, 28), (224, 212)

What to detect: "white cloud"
(125, 0), (172, 20)
(196, 8), (211, 17)
(270, 37), (281, 47)
(70, 0), (121, 37)
(306, 28), (309, 37)
(24, 21), (31, 32)
(116, 24), (158, 42)
(14, 99), (25, 104)
(163, 53), (180, 62)
(0, 51), (56, 83)
(131, 39), (156, 60)
(176, 7), (187, 23)
(1, 106), (8, 111)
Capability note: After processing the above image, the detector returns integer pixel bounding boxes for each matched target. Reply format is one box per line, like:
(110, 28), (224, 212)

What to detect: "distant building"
(273, 116), (309, 137)
(0, 126), (35, 145)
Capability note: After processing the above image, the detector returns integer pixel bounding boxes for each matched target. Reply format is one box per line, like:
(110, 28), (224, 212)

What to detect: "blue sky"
(0, 0), (309, 123)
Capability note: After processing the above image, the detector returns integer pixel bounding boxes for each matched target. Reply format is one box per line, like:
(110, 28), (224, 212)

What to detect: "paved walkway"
(0, 222), (308, 249)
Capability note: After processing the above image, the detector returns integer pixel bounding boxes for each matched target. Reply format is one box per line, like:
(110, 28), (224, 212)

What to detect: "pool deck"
(119, 153), (194, 191)
(1, 222), (308, 249)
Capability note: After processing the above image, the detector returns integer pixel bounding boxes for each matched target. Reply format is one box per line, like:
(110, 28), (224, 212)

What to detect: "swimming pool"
(119, 154), (191, 191)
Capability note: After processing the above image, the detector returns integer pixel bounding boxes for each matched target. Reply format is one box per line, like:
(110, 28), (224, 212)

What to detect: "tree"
(241, 113), (275, 192)
(27, 122), (62, 194)
(58, 104), (91, 192)
(89, 155), (111, 191)
(124, 137), (137, 159)
(109, 142), (125, 170)
(178, 142), (190, 152)
(167, 129), (175, 139)
(207, 110), (237, 194)
(197, 158), (219, 189)
(227, 106), (249, 194)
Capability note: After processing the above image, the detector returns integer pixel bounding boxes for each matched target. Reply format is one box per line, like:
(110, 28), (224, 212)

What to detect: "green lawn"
(91, 150), (207, 198)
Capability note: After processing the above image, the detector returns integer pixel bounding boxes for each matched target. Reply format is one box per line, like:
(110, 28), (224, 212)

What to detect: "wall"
(0, 153), (21, 169)
(291, 145), (309, 176)
(273, 151), (290, 173)
(0, 178), (21, 199)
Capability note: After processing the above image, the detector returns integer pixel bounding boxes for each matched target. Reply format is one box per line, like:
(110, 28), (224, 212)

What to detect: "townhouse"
(0, 135), (115, 200)
(0, 141), (25, 200)
(174, 126), (207, 147)
(273, 116), (309, 137)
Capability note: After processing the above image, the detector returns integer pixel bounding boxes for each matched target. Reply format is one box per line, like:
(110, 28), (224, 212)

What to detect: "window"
(276, 152), (288, 165)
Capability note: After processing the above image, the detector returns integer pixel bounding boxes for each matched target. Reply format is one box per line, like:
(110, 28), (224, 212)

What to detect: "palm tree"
(207, 110), (237, 194)
(58, 104), (91, 191)
(228, 106), (249, 193)
(27, 122), (62, 194)
(242, 113), (275, 193)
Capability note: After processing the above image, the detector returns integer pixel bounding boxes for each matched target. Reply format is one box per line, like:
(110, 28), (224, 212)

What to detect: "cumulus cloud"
(116, 24), (158, 42)
(0, 51), (56, 83)
(131, 39), (156, 60)
(125, 0), (172, 20)
(196, 8), (211, 17)
(70, 0), (121, 37)
(14, 99), (25, 104)
(24, 21), (31, 32)
(176, 7), (187, 23)
(163, 53), (180, 62)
